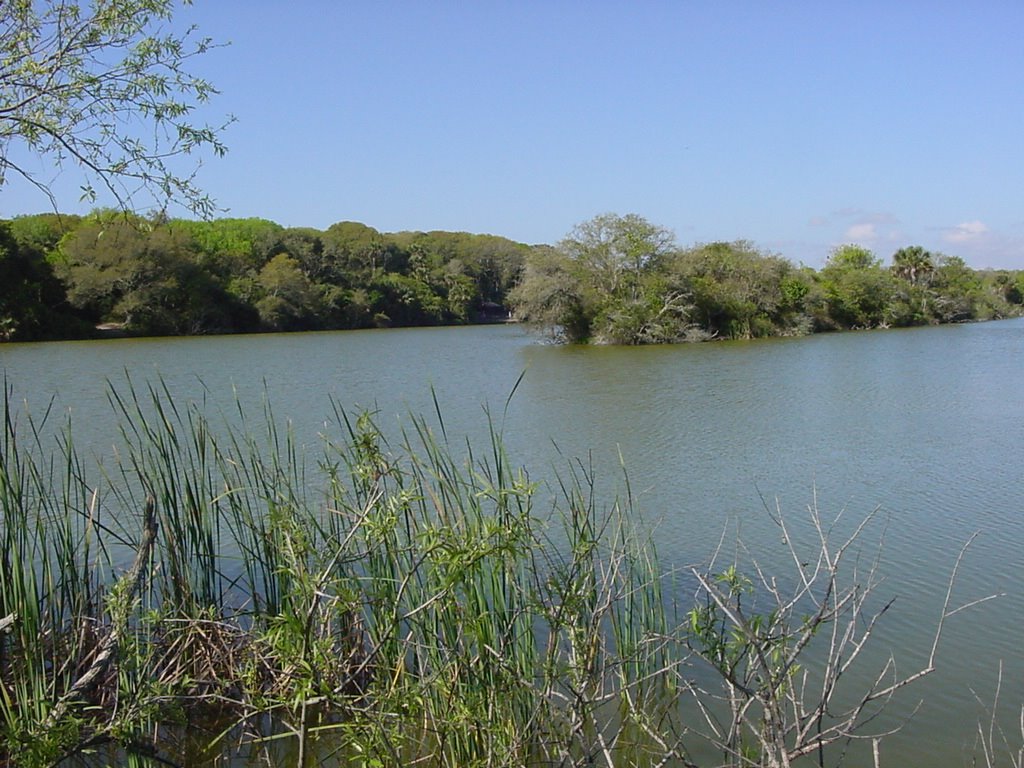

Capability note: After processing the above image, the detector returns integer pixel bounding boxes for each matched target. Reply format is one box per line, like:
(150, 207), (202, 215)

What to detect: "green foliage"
(54, 215), (251, 335)
(169, 217), (284, 278)
(0, 212), (533, 339)
(254, 253), (323, 331)
(825, 243), (880, 271)
(279, 226), (330, 281)
(0, 382), (683, 766)
(508, 245), (591, 341)
(1011, 273), (1024, 305)
(1, 209), (1019, 344)
(511, 213), (685, 343)
(0, 221), (89, 341)
(7, 213), (83, 257)
(671, 241), (799, 339)
(512, 217), (1023, 344)
(321, 221), (398, 284)
(883, 247), (1022, 326)
(0, 0), (230, 216)
(387, 230), (527, 304)
(559, 212), (676, 298)
(816, 244), (894, 329)
(930, 254), (983, 322)
(891, 245), (935, 286)
(512, 220), (814, 343)
(592, 272), (691, 344)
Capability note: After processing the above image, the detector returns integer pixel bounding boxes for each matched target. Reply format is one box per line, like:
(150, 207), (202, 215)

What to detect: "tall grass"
(0, 381), (684, 767)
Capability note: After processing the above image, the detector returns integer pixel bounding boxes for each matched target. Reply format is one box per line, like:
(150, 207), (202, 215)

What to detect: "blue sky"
(4, 1), (1024, 268)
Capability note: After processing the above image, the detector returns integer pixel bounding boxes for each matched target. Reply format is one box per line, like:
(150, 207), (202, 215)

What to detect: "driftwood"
(43, 496), (158, 730)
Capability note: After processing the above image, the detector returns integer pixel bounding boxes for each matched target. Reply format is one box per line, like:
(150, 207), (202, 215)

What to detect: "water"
(3, 319), (1023, 766)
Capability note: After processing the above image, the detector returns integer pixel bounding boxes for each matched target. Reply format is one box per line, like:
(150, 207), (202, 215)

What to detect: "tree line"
(0, 212), (528, 341)
(2, 210), (1022, 344)
(511, 213), (1024, 343)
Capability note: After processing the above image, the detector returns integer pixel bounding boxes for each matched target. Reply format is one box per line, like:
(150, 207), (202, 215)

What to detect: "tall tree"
(254, 253), (323, 331)
(55, 215), (246, 335)
(930, 254), (982, 322)
(322, 221), (396, 284)
(511, 214), (686, 343)
(559, 212), (676, 300)
(891, 245), (934, 286)
(816, 244), (893, 329)
(671, 241), (796, 339)
(0, 0), (230, 215)
(0, 220), (87, 340)
(508, 245), (590, 341)
(8, 213), (83, 255)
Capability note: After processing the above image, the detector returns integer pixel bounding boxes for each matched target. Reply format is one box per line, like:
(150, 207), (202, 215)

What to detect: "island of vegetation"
(1, 210), (1022, 344)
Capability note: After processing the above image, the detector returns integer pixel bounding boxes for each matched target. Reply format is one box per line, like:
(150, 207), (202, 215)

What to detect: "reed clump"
(0, 381), (995, 767)
(0, 383), (685, 767)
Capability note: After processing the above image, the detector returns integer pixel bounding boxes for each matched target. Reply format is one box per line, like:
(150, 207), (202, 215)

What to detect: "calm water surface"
(2, 319), (1023, 766)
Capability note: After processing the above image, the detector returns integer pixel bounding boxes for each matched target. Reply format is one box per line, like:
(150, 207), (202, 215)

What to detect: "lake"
(2, 319), (1022, 766)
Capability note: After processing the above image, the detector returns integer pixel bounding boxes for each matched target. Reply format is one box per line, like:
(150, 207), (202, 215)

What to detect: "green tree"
(387, 230), (527, 306)
(0, 0), (229, 215)
(930, 254), (982, 322)
(321, 221), (397, 284)
(254, 253), (323, 331)
(448, 233), (526, 304)
(373, 271), (446, 326)
(55, 215), (248, 335)
(278, 227), (327, 280)
(512, 213), (683, 343)
(508, 245), (591, 341)
(55, 214), (153, 322)
(994, 270), (1024, 305)
(891, 245), (934, 286)
(886, 246), (936, 325)
(595, 270), (693, 344)
(170, 217), (284, 279)
(0, 221), (87, 340)
(560, 212), (676, 300)
(817, 244), (894, 329)
(825, 243), (878, 271)
(670, 241), (799, 339)
(8, 213), (84, 255)
(440, 259), (476, 321)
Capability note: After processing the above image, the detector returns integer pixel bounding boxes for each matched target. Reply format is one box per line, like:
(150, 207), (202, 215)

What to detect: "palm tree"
(891, 245), (934, 286)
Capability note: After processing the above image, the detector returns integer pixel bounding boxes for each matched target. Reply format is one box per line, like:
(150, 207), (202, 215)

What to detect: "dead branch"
(43, 496), (158, 730)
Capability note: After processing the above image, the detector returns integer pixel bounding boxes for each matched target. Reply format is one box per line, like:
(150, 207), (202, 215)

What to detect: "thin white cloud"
(931, 223), (1024, 269)
(845, 222), (877, 241)
(814, 209), (903, 242)
(802, 208), (907, 266)
(944, 220), (988, 243)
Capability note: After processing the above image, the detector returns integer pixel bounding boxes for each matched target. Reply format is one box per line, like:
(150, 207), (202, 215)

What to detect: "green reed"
(0, 378), (689, 767)
(0, 386), (108, 763)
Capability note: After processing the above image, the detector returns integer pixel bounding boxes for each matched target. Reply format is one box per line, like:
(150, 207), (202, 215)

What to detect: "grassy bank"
(0, 383), (1004, 767)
